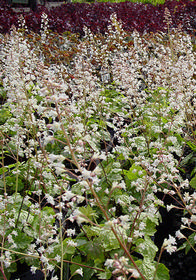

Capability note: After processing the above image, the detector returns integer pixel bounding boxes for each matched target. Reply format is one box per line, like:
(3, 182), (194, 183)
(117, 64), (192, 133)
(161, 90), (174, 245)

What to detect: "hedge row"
(0, 0), (195, 35)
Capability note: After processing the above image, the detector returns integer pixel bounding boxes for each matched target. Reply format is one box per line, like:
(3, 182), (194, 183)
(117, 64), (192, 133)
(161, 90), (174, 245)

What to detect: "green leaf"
(31, 206), (55, 238)
(135, 236), (158, 261)
(155, 263), (170, 280)
(5, 175), (25, 192)
(5, 261), (17, 274)
(99, 230), (120, 252)
(186, 141), (196, 152)
(70, 255), (82, 277)
(82, 225), (101, 239)
(135, 259), (163, 280)
(180, 152), (194, 167)
(0, 167), (8, 175)
(178, 232), (195, 254)
(78, 239), (104, 263)
(191, 166), (196, 177)
(83, 261), (96, 280)
(12, 229), (33, 250)
(0, 108), (11, 124)
(97, 270), (112, 279)
(124, 163), (146, 181)
(48, 238), (76, 260)
(71, 259), (95, 280)
(79, 205), (98, 222)
(143, 217), (158, 236)
(190, 175), (196, 189)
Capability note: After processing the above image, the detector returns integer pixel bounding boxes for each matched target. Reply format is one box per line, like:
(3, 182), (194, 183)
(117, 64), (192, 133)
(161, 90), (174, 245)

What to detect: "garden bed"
(0, 2), (196, 280)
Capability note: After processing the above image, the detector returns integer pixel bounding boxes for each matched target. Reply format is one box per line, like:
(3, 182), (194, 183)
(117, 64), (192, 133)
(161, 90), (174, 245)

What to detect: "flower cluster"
(0, 11), (196, 280)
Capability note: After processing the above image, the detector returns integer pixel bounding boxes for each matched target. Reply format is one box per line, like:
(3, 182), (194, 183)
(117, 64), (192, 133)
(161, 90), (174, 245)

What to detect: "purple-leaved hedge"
(0, 0), (195, 35)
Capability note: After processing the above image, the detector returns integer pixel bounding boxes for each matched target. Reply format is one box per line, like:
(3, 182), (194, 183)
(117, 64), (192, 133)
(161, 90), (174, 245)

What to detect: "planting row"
(0, 0), (195, 35)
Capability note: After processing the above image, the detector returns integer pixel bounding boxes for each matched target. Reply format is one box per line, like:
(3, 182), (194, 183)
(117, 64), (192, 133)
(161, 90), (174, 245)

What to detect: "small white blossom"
(4, 261), (11, 268)
(45, 194), (55, 205)
(75, 268), (83, 277)
(167, 204), (175, 212)
(66, 228), (76, 237)
(105, 259), (114, 268)
(55, 255), (61, 263)
(30, 266), (38, 274)
(128, 268), (140, 278)
(80, 169), (92, 180)
(163, 235), (177, 254)
(176, 230), (185, 240)
(67, 240), (77, 247)
(51, 276), (59, 280)
(47, 264), (55, 271)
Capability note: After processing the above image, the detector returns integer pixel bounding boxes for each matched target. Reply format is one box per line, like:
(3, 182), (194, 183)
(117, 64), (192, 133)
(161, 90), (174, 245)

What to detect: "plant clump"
(0, 10), (196, 280)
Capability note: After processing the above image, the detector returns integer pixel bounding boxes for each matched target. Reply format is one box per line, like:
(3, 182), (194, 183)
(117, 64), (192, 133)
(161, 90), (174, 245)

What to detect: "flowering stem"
(153, 247), (164, 280)
(56, 102), (146, 279)
(0, 141), (6, 195)
(59, 200), (64, 280)
(0, 264), (7, 280)
(87, 181), (146, 280)
(55, 102), (147, 279)
(0, 246), (105, 272)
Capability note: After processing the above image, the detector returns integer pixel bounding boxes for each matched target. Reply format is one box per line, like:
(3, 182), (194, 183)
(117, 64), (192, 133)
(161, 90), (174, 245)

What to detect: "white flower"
(80, 169), (92, 180)
(163, 235), (176, 247)
(181, 217), (189, 225)
(56, 212), (63, 220)
(55, 166), (65, 176)
(163, 235), (177, 254)
(66, 228), (76, 237)
(55, 255), (61, 263)
(75, 268), (83, 277)
(51, 276), (59, 280)
(119, 215), (130, 227)
(47, 264), (55, 271)
(40, 255), (49, 264)
(45, 194), (55, 205)
(30, 266), (38, 274)
(105, 259), (114, 268)
(127, 237), (133, 243)
(5, 251), (11, 259)
(62, 191), (75, 201)
(128, 268), (140, 278)
(67, 240), (77, 247)
(166, 204), (175, 212)
(4, 261), (11, 268)
(175, 230), (185, 240)
(164, 244), (177, 254)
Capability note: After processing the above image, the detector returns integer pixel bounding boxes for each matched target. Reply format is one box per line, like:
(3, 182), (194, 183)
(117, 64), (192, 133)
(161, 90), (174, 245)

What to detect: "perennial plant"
(0, 10), (196, 280)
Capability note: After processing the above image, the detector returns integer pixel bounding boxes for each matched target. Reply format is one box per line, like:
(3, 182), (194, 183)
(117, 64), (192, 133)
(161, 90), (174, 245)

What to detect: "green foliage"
(190, 175), (196, 188)
(0, 108), (11, 125)
(124, 163), (146, 181)
(136, 258), (170, 280)
(135, 236), (158, 261)
(0, 15), (196, 280)
(178, 232), (195, 254)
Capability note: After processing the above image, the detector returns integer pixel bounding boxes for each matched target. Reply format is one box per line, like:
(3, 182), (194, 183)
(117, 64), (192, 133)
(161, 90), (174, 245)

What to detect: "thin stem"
(0, 265), (7, 280)
(153, 247), (164, 280)
(87, 180), (146, 280)
(59, 198), (64, 280)
(0, 247), (105, 272)
(0, 139), (6, 195)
